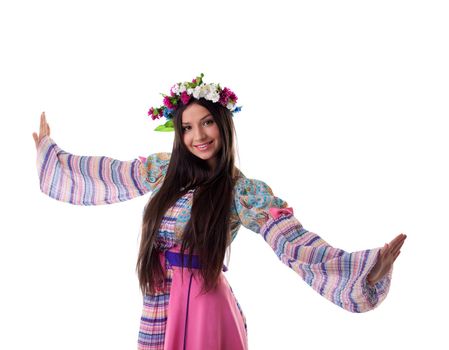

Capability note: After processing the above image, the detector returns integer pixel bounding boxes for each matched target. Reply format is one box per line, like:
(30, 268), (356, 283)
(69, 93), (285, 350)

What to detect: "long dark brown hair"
(136, 98), (241, 296)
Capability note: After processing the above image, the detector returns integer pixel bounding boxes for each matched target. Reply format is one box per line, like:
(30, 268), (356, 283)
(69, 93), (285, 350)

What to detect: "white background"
(1, 0), (448, 349)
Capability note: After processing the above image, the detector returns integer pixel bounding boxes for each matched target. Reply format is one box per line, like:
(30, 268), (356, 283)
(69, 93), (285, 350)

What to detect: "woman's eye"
(182, 120), (213, 132)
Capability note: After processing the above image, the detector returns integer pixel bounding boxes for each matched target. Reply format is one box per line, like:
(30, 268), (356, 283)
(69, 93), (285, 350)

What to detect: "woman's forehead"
(182, 104), (212, 123)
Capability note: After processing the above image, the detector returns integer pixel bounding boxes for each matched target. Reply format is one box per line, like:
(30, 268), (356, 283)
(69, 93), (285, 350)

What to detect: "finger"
(381, 244), (398, 264)
(390, 236), (406, 255)
(382, 248), (394, 263)
(391, 239), (405, 256)
(389, 234), (405, 247)
(389, 234), (406, 252)
(379, 243), (389, 257)
(393, 250), (401, 262)
(42, 111), (47, 130)
(33, 133), (38, 148)
(40, 112), (45, 137)
(47, 123), (51, 135)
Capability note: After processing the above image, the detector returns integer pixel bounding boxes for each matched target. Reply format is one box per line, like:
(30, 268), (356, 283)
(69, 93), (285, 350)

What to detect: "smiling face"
(181, 103), (221, 170)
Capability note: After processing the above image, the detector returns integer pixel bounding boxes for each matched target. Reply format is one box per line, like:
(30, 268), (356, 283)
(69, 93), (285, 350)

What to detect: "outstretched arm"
(33, 112), (169, 205)
(234, 176), (406, 313)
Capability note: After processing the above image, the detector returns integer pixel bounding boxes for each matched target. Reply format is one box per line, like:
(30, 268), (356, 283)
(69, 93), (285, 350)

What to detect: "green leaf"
(154, 119), (174, 132)
(154, 125), (174, 132)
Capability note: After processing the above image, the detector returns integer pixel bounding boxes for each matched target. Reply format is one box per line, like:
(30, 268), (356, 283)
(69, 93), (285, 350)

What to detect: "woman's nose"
(193, 127), (206, 141)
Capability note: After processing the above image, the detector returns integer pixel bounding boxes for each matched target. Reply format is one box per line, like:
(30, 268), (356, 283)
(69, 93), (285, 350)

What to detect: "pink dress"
(161, 245), (247, 350)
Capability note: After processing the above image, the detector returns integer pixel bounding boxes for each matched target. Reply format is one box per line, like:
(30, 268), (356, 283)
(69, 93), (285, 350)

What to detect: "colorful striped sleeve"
(36, 135), (170, 205)
(233, 176), (393, 313)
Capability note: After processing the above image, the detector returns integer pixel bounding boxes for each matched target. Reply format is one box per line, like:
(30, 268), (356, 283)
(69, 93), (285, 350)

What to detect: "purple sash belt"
(163, 248), (230, 349)
(165, 250), (228, 272)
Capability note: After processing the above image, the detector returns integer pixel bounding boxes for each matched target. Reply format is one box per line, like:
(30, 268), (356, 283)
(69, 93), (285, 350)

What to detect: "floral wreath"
(148, 73), (242, 132)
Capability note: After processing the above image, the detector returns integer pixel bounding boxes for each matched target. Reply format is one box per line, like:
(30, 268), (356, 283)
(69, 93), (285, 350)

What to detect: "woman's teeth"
(196, 141), (212, 150)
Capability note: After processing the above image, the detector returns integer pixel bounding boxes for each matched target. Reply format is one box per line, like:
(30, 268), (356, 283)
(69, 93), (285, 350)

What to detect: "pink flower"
(150, 108), (162, 120)
(148, 107), (159, 120)
(219, 87), (236, 106)
(219, 88), (238, 108)
(181, 91), (191, 104)
(163, 96), (175, 109)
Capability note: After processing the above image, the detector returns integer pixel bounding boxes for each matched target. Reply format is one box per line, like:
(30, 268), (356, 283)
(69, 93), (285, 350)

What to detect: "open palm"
(367, 233), (407, 286)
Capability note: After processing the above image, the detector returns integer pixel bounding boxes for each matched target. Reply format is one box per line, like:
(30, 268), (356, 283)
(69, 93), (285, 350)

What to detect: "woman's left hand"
(367, 233), (407, 286)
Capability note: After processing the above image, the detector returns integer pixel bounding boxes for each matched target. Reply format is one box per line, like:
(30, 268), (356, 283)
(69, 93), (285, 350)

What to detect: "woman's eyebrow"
(182, 114), (212, 125)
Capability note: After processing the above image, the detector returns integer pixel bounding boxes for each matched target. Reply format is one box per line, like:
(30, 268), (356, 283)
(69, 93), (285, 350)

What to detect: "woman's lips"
(194, 140), (213, 150)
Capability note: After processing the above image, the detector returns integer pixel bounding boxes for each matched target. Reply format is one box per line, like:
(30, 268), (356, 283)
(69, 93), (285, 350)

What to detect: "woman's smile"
(194, 140), (214, 151)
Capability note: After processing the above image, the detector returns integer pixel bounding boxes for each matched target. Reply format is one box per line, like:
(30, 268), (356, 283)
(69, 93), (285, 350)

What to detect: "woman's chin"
(196, 154), (213, 162)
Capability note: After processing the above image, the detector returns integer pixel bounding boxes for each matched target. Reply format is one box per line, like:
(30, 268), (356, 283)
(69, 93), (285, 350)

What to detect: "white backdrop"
(1, 1), (448, 349)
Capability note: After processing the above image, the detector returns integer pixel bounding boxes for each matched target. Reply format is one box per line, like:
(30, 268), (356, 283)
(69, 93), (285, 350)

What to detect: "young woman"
(33, 74), (407, 350)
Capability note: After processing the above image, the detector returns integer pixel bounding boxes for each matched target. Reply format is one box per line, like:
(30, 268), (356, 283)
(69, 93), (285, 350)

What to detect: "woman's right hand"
(33, 111), (51, 150)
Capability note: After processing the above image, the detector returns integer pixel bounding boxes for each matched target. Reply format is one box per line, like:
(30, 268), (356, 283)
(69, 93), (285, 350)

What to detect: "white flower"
(171, 84), (179, 94)
(196, 86), (204, 98)
(195, 84), (218, 102)
(180, 83), (223, 104)
(179, 84), (187, 93)
(209, 83), (218, 91)
(201, 85), (212, 98)
(207, 90), (220, 102)
(192, 86), (202, 99)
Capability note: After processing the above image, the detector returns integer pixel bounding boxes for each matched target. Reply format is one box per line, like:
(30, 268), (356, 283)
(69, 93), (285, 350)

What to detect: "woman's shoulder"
(138, 152), (171, 191)
(139, 152), (171, 170)
(233, 170), (273, 197)
(143, 151), (171, 163)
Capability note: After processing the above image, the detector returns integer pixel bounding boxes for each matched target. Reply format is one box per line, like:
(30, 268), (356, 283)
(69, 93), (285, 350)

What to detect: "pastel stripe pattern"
(138, 260), (173, 350)
(233, 176), (393, 313)
(260, 214), (392, 312)
(35, 136), (169, 205)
